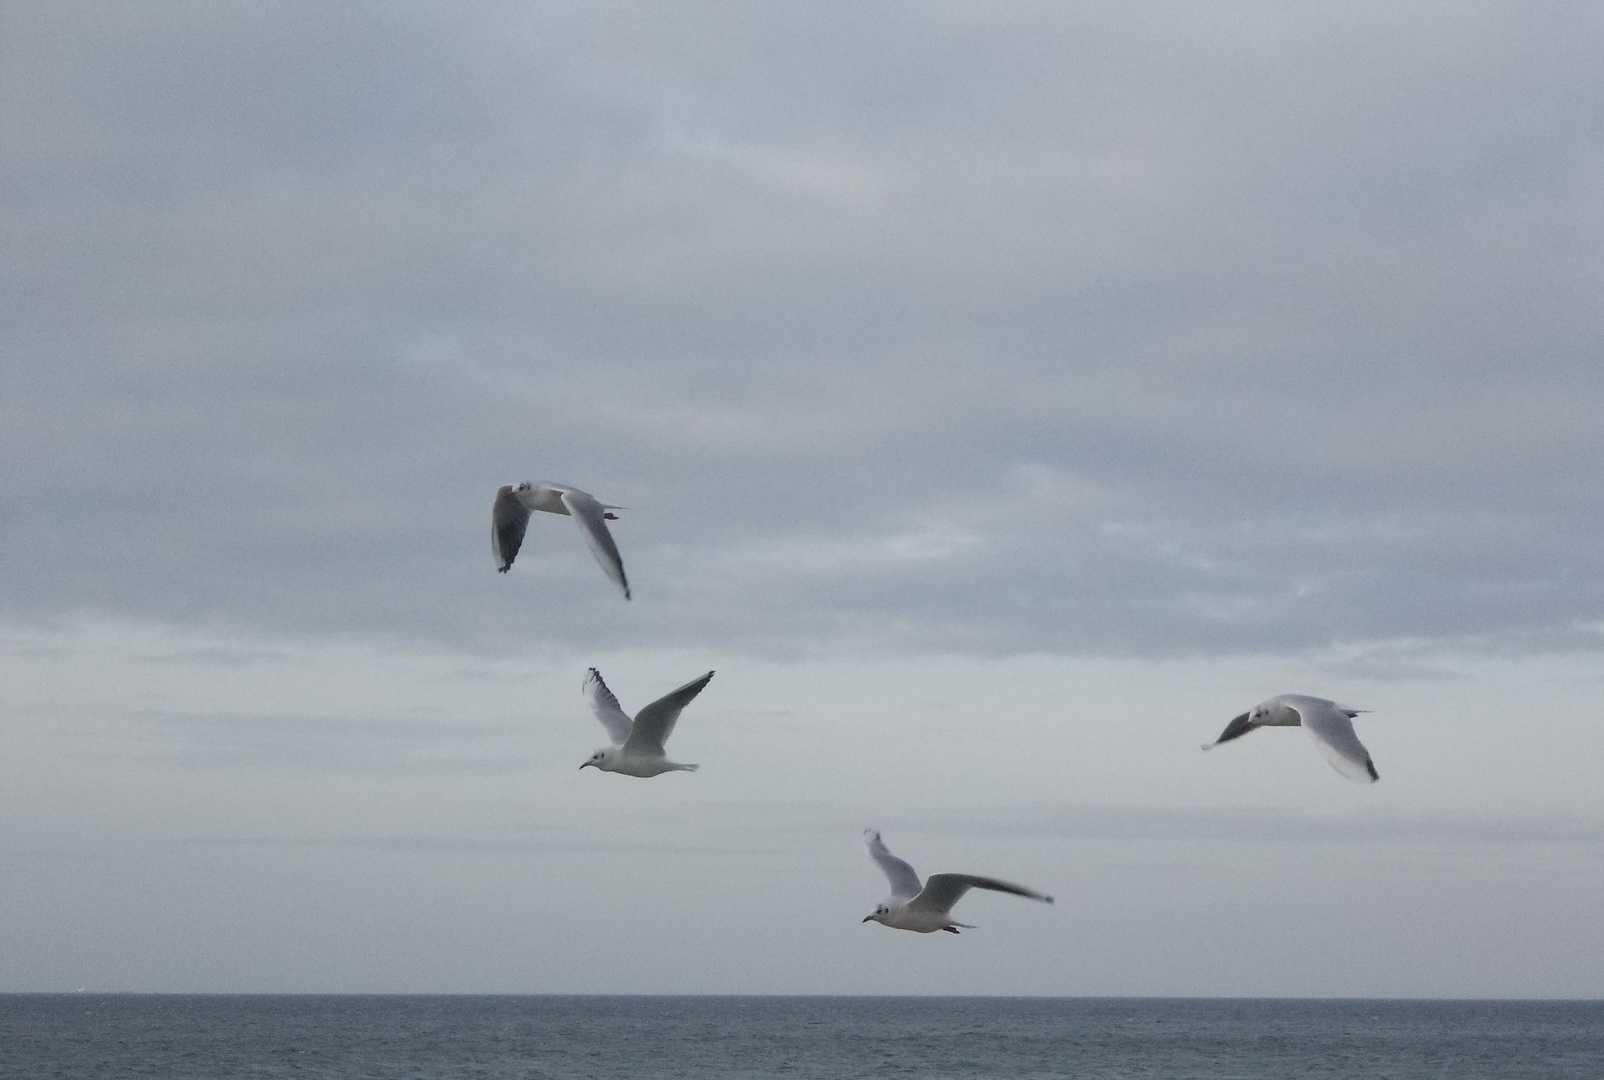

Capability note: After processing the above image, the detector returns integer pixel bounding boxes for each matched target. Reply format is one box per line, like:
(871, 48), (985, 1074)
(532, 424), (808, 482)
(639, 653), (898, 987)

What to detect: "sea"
(3, 995), (1601, 1079)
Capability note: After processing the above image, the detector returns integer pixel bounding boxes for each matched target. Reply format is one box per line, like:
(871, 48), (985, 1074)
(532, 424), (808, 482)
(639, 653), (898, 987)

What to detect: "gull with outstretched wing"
(578, 668), (714, 777)
(492, 481), (630, 599)
(1204, 693), (1379, 782)
(861, 829), (1053, 934)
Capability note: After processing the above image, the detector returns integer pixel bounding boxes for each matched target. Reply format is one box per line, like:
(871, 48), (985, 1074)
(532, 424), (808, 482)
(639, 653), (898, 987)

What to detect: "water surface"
(5, 995), (1601, 1079)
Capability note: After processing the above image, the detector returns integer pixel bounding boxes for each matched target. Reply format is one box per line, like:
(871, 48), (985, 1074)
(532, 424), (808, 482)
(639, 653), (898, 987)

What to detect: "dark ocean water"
(3, 995), (1601, 1079)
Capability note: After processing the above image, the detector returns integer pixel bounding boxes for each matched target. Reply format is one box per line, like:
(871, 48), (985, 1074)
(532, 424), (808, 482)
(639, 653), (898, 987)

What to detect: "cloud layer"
(5, 3), (1604, 660)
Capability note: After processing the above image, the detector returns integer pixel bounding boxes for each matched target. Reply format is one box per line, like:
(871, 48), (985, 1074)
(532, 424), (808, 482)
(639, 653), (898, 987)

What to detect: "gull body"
(578, 668), (713, 777)
(861, 829), (1053, 934)
(492, 481), (630, 599)
(1205, 693), (1379, 782)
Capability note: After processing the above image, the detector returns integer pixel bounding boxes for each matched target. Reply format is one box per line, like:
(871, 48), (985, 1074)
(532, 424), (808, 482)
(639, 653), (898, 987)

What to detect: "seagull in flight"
(861, 829), (1053, 934)
(492, 481), (630, 599)
(1204, 693), (1379, 782)
(579, 668), (714, 777)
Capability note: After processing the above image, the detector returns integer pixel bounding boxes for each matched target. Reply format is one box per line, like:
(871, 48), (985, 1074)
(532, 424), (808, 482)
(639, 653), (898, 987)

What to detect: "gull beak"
(862, 915), (875, 923)
(579, 761), (593, 770)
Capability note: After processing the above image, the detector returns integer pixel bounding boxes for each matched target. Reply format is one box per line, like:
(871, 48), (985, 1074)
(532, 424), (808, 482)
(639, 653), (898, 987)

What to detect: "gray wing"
(908, 873), (1054, 914)
(559, 488), (631, 600)
(492, 485), (531, 572)
(1205, 710), (1255, 748)
(583, 668), (634, 745)
(622, 671), (713, 756)
(1295, 699), (1379, 783)
(863, 829), (923, 899)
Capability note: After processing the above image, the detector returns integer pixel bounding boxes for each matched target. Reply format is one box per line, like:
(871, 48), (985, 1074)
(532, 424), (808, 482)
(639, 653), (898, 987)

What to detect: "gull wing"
(1293, 698), (1379, 783)
(908, 873), (1054, 914)
(1204, 710), (1255, 750)
(583, 668), (634, 745)
(863, 829), (923, 900)
(558, 487), (631, 600)
(492, 485), (531, 572)
(623, 671), (714, 757)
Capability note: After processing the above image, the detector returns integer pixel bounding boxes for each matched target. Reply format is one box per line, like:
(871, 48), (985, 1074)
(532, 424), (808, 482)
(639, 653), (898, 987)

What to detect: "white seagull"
(492, 482), (630, 599)
(579, 668), (714, 777)
(1204, 693), (1379, 782)
(861, 829), (1053, 934)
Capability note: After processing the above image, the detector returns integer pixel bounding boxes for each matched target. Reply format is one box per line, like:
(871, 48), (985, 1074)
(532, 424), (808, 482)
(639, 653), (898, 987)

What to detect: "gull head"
(579, 747), (614, 771)
(1247, 700), (1298, 728)
(863, 903), (890, 924)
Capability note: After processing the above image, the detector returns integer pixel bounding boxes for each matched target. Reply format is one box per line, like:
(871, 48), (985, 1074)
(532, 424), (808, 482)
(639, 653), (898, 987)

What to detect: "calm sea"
(3, 995), (1601, 1079)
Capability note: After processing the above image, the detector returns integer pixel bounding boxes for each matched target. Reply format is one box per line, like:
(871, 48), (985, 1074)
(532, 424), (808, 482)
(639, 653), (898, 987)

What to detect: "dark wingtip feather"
(1212, 711), (1256, 745)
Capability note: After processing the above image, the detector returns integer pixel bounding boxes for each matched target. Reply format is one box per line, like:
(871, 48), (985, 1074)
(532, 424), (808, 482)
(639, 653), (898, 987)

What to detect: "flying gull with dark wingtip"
(861, 829), (1053, 934)
(1204, 693), (1379, 782)
(492, 481), (630, 599)
(578, 668), (714, 777)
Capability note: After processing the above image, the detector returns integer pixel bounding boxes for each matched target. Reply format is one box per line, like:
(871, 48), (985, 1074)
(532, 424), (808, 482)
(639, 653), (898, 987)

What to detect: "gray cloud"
(4, 2), (1603, 659)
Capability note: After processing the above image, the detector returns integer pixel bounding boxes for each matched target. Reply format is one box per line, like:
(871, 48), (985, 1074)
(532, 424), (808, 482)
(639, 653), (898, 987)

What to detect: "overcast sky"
(4, 1), (1604, 996)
